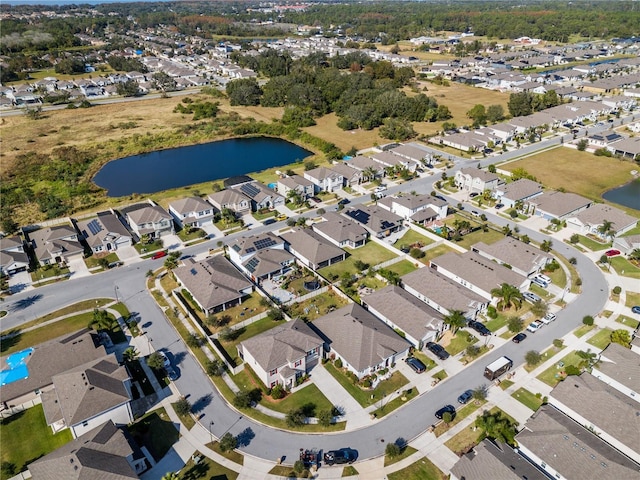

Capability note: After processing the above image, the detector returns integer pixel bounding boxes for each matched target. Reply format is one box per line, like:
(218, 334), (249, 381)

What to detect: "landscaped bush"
(612, 286), (621, 295)
(486, 305), (498, 319)
(582, 315), (594, 326)
(361, 377), (372, 388)
(334, 358), (343, 368)
(270, 383), (286, 400)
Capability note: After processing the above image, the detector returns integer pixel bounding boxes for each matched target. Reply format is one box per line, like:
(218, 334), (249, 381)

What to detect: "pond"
(93, 137), (313, 197)
(602, 178), (640, 211)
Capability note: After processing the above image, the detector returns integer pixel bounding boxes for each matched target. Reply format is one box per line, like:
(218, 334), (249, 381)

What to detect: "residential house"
(75, 212), (132, 254)
(347, 156), (383, 180)
(330, 163), (362, 187)
(516, 406), (640, 480)
(610, 137), (640, 160)
(173, 256), (253, 315)
(237, 318), (323, 389)
(41, 355), (132, 439)
(591, 342), (640, 402)
(471, 237), (551, 278)
(401, 267), (488, 320)
(372, 151), (418, 172)
(613, 234), (640, 255)
(588, 130), (623, 148)
(0, 235), (29, 275)
(281, 228), (346, 271)
(529, 191), (592, 221)
(28, 420), (146, 480)
(363, 286), (444, 349)
(389, 144), (429, 166)
(168, 196), (215, 229)
(207, 189), (251, 216)
(378, 194), (448, 221)
(312, 304), (411, 379)
(343, 206), (403, 238)
(277, 175), (315, 200)
(28, 225), (84, 266)
(228, 232), (293, 282)
(234, 181), (285, 211)
(312, 212), (369, 249)
(430, 251), (529, 301)
(123, 203), (174, 239)
(304, 167), (344, 193)
(454, 167), (502, 194)
(566, 203), (638, 239)
(438, 131), (493, 153)
(493, 179), (544, 209)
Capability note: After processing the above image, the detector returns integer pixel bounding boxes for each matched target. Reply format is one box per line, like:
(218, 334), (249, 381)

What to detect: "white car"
(158, 351), (171, 368)
(541, 313), (556, 324)
(526, 321), (543, 333)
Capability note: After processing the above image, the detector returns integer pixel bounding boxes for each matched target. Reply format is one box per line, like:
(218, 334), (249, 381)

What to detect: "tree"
(610, 329), (631, 348)
(147, 351), (165, 370)
(151, 71), (177, 93)
(1, 462), (16, 478)
(502, 224), (512, 237)
(507, 92), (533, 117)
(186, 334), (203, 348)
(161, 473), (179, 480)
(582, 315), (594, 326)
(174, 397), (192, 416)
(116, 79), (140, 97)
(466, 104), (487, 126)
(486, 104), (505, 123)
(576, 139), (588, 151)
(540, 240), (553, 252)
(219, 432), (238, 452)
(507, 316), (524, 333)
(379, 117), (416, 141)
(472, 385), (488, 404)
(442, 411), (453, 424)
(525, 350), (542, 367)
(317, 409), (334, 426)
(25, 105), (43, 120)
(89, 309), (116, 331)
(530, 300), (549, 318)
(286, 408), (306, 427)
(233, 390), (255, 409)
(569, 234), (580, 244)
(475, 410), (517, 445)
(443, 310), (467, 334)
(123, 347), (139, 363)
(385, 442), (401, 458)
(596, 219), (615, 239)
(206, 358), (226, 376)
(490, 283), (523, 311)
(226, 78), (262, 106)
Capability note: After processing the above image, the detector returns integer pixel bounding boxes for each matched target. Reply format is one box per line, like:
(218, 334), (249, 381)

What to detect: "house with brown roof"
(312, 212), (369, 249)
(372, 151), (419, 172)
(471, 237), (552, 278)
(277, 175), (315, 200)
(592, 342), (640, 401)
(0, 235), (29, 275)
(28, 225), (84, 266)
(493, 178), (544, 209)
(173, 255), (253, 315)
(168, 196), (215, 229)
(378, 194), (448, 221)
(611, 136), (640, 160)
(454, 167), (502, 194)
(343, 206), (403, 238)
(529, 191), (592, 221)
(207, 189), (251, 215)
(42, 354), (132, 439)
(330, 163), (362, 187)
(237, 318), (323, 389)
(228, 231), (294, 282)
(312, 304), (410, 379)
(347, 156), (383, 180)
(363, 286), (444, 349)
(566, 203), (638, 239)
(281, 228), (346, 271)
(233, 181), (285, 211)
(75, 212), (132, 255)
(123, 203), (174, 239)
(304, 166), (344, 193)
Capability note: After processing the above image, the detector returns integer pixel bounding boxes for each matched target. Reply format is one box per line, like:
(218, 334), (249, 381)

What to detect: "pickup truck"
(526, 320), (544, 333)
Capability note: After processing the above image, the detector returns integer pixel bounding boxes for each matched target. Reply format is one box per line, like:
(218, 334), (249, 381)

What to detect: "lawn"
(371, 386), (419, 419)
(384, 446), (418, 467)
(287, 290), (349, 322)
(383, 259), (418, 276)
(609, 256), (640, 279)
(511, 388), (544, 411)
(537, 351), (585, 387)
(206, 292), (269, 333)
(134, 239), (163, 254)
(127, 408), (179, 462)
(484, 315), (508, 333)
(303, 112), (384, 153)
(177, 451), (239, 480)
(555, 252), (581, 293)
(545, 259), (567, 289)
(177, 227), (206, 242)
(573, 324), (595, 338)
(207, 441), (245, 465)
(577, 235), (610, 251)
(431, 369), (448, 381)
(218, 316), (287, 365)
(445, 330), (478, 356)
(444, 424), (482, 456)
(387, 456), (447, 480)
(393, 229), (435, 249)
(319, 241), (397, 279)
(0, 405), (73, 480)
(421, 243), (458, 264)
(586, 328), (613, 350)
(84, 251), (120, 269)
(451, 227), (505, 251)
(433, 400), (485, 437)
(171, 401), (196, 430)
(529, 283), (553, 300)
(30, 265), (70, 282)
(626, 291), (640, 308)
(616, 315), (640, 329)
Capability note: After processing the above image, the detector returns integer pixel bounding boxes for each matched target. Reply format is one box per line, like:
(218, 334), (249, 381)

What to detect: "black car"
(512, 332), (527, 344)
(263, 218), (276, 225)
(338, 198), (350, 205)
(426, 342), (450, 360)
(468, 321), (491, 336)
(457, 389), (473, 404)
(435, 405), (456, 420)
(405, 356), (427, 373)
(324, 448), (357, 465)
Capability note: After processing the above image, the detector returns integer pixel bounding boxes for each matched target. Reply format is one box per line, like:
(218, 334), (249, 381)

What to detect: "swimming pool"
(0, 347), (33, 386)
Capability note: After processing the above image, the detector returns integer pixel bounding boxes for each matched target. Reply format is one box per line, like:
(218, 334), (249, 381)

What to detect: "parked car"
(532, 276), (549, 288)
(605, 249), (621, 257)
(471, 210), (480, 217)
(468, 320), (491, 336)
(457, 389), (473, 404)
(495, 203), (504, 210)
(309, 197), (321, 204)
(435, 405), (456, 420)
(426, 341), (450, 360)
(632, 306), (640, 315)
(151, 250), (167, 260)
(166, 365), (179, 381)
(526, 321), (543, 333)
(108, 261), (123, 268)
(541, 313), (556, 324)
(324, 448), (357, 465)
(158, 351), (171, 368)
(405, 356), (427, 373)
(276, 214), (288, 221)
(469, 192), (479, 198)
(536, 273), (552, 284)
(523, 291), (542, 303)
(512, 332), (527, 343)
(338, 198), (350, 205)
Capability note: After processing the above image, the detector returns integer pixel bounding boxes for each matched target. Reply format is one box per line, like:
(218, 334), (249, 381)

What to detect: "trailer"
(299, 449), (319, 468)
(484, 356), (513, 381)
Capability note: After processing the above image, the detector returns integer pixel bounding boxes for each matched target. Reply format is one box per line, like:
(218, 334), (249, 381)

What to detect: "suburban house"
(75, 212), (132, 254)
(123, 203), (174, 239)
(277, 175), (315, 200)
(330, 162), (362, 187)
(613, 233), (640, 255)
(312, 212), (369, 249)
(610, 136), (640, 160)
(229, 232), (286, 265)
(516, 406), (640, 480)
(492, 179), (544, 209)
(528, 191), (592, 221)
(42, 354), (132, 439)
(372, 151), (419, 172)
(454, 167), (502, 194)
(548, 372), (640, 463)
(378, 194), (448, 221)
(207, 189), (251, 215)
(228, 232), (294, 282)
(471, 237), (552, 278)
(168, 196), (215, 229)
(281, 228), (346, 271)
(173, 255), (253, 315)
(343, 206), (403, 238)
(401, 267), (488, 320)
(28, 420), (147, 480)
(430, 251), (530, 301)
(565, 203), (638, 239)
(0, 235), (29, 275)
(388, 144), (429, 166)
(233, 181), (285, 211)
(28, 225), (84, 266)
(347, 156), (383, 180)
(591, 342), (640, 402)
(312, 304), (411, 379)
(363, 286), (444, 349)
(304, 166), (344, 193)
(237, 318), (323, 389)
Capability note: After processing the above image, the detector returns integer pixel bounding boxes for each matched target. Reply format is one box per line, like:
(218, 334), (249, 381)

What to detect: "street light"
(209, 421), (214, 444)
(114, 285), (119, 302)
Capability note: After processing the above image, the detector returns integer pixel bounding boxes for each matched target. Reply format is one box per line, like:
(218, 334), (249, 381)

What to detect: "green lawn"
(433, 400), (485, 437)
(484, 315), (508, 333)
(177, 227), (206, 242)
(371, 386), (419, 419)
(573, 324), (595, 338)
(578, 235), (610, 251)
(84, 252), (119, 269)
(287, 290), (349, 322)
(445, 425), (482, 456)
(319, 241), (397, 279)
(171, 401), (196, 430)
(529, 283), (553, 300)
(30, 265), (70, 282)
(499, 379), (514, 390)
(446, 330), (478, 356)
(0, 405), (73, 480)
(586, 328), (613, 350)
(555, 252), (581, 293)
(609, 256), (640, 279)
(626, 291), (640, 308)
(207, 292), (269, 333)
(431, 369), (448, 381)
(177, 451), (239, 480)
(545, 262), (567, 289)
(252, 209), (277, 221)
(451, 227), (505, 250)
(384, 446), (418, 467)
(537, 351), (585, 387)
(218, 316), (287, 365)
(393, 229), (435, 249)
(421, 243), (458, 264)
(616, 315), (640, 329)
(207, 441), (244, 465)
(127, 408), (179, 462)
(134, 239), (163, 254)
(383, 259), (418, 276)
(511, 388), (543, 411)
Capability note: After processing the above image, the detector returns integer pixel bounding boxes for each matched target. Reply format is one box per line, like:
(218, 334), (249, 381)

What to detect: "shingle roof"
(330, 162), (360, 179)
(596, 342), (640, 393)
(344, 206), (403, 234)
(0, 235), (23, 251)
(169, 196), (213, 215)
(472, 237), (550, 274)
(312, 304), (410, 373)
(278, 175), (313, 190)
(573, 203), (638, 232)
(208, 188), (249, 207)
(389, 144), (428, 162)
(304, 166), (342, 182)
(372, 151), (405, 167)
(388, 193), (446, 212)
(230, 232), (284, 257)
(459, 167), (500, 183)
(313, 212), (368, 245)
(29, 225), (84, 262)
(242, 249), (294, 277)
(281, 228), (346, 266)
(126, 204), (171, 225)
(76, 212), (131, 249)
(499, 178), (544, 202)
(348, 156), (380, 172)
(529, 191), (591, 217)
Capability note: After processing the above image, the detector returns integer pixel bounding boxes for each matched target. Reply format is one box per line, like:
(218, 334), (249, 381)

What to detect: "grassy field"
(0, 405), (73, 480)
(421, 243), (458, 264)
(178, 451), (239, 480)
(287, 290), (349, 322)
(586, 328), (613, 350)
(383, 259), (419, 276)
(626, 291), (640, 307)
(444, 424), (482, 456)
(616, 315), (640, 329)
(393, 229), (435, 249)
(445, 330), (478, 356)
(511, 387), (544, 411)
(451, 227), (505, 250)
(537, 351), (584, 387)
(609, 256), (640, 279)
(371, 386), (419, 419)
(303, 112), (384, 153)
(319, 241), (397, 279)
(577, 235), (610, 251)
(573, 324), (595, 338)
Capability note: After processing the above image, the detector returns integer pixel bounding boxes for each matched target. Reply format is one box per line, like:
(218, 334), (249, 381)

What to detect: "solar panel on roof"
(254, 238), (276, 250)
(246, 247), (256, 253)
(87, 219), (103, 236)
(245, 257), (260, 273)
(240, 183), (260, 197)
(190, 268), (197, 275)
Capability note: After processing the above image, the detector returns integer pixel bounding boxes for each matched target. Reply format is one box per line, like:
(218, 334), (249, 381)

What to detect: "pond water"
(602, 179), (640, 211)
(93, 137), (312, 197)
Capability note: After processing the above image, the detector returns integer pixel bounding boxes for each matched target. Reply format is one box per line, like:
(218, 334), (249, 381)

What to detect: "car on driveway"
(435, 405), (456, 420)
(523, 291), (542, 303)
(532, 275), (549, 288)
(605, 249), (621, 257)
(426, 341), (450, 360)
(632, 306), (640, 315)
(468, 320), (491, 336)
(512, 332), (527, 343)
(457, 390), (473, 404)
(495, 203), (504, 210)
(541, 313), (556, 324)
(405, 356), (427, 373)
(324, 448), (357, 465)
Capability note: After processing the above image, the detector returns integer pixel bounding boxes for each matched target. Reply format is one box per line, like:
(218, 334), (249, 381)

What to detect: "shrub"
(317, 409), (334, 426)
(219, 432), (237, 452)
(612, 286), (621, 295)
(174, 397), (192, 416)
(582, 315), (594, 326)
(486, 305), (498, 319)
(205, 359), (225, 376)
(385, 443), (401, 458)
(361, 377), (372, 388)
(525, 350), (542, 367)
(286, 408), (306, 427)
(270, 383), (286, 400)
(507, 316), (524, 333)
(553, 339), (564, 348)
(565, 365), (581, 376)
(186, 334), (203, 348)
(410, 247), (425, 259)
(334, 358), (343, 368)
(466, 345), (480, 358)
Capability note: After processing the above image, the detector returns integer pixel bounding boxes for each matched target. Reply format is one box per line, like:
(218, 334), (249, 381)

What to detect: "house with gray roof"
(389, 144), (429, 166)
(516, 406), (640, 480)
(611, 137), (640, 160)
(75, 212), (132, 255)
(312, 212), (368, 249)
(566, 203), (638, 239)
(312, 304), (410, 379)
(168, 196), (215, 229)
(455, 167), (502, 194)
(277, 175), (314, 200)
(229, 232), (286, 266)
(28, 420), (146, 480)
(613, 233), (640, 255)
(378, 194), (447, 221)
(304, 166), (344, 193)
(430, 251), (530, 301)
(233, 181), (285, 211)
(548, 372), (640, 463)
(207, 189), (251, 215)
(347, 156), (382, 180)
(42, 354), (132, 439)
(173, 255), (253, 315)
(281, 228), (346, 271)
(0, 235), (29, 275)
(529, 191), (592, 221)
(29, 224), (84, 266)
(343, 205), (403, 237)
(242, 248), (295, 283)
(238, 318), (323, 389)
(471, 237), (551, 278)
(493, 178), (544, 209)
(592, 342), (640, 402)
(372, 150), (419, 172)
(363, 286), (444, 349)
(330, 162), (362, 187)
(123, 203), (174, 239)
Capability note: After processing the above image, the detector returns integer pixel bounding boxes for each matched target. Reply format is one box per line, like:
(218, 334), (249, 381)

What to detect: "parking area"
(261, 277), (295, 304)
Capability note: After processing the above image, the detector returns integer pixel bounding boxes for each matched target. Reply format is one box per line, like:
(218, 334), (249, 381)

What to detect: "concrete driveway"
(7, 270), (32, 294)
(68, 256), (90, 279)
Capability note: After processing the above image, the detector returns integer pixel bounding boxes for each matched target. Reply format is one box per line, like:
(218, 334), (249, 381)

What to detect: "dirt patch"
(439, 330), (454, 347)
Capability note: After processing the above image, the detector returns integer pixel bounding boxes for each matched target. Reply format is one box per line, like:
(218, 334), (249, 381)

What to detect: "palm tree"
(363, 166), (378, 182)
(502, 224), (512, 237)
(629, 248), (640, 261)
(123, 347), (139, 363)
(540, 239), (553, 252)
(596, 219), (615, 240)
(490, 283), (523, 311)
(161, 472), (179, 480)
(89, 309), (117, 331)
(287, 189), (303, 207)
(443, 310), (467, 334)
